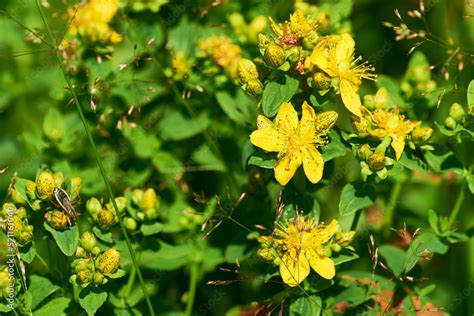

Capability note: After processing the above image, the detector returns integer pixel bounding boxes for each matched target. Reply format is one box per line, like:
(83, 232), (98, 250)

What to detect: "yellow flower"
(368, 108), (421, 160)
(269, 10), (316, 46)
(199, 35), (241, 68)
(68, 0), (122, 43)
(310, 34), (376, 117)
(268, 216), (339, 287)
(250, 102), (337, 185)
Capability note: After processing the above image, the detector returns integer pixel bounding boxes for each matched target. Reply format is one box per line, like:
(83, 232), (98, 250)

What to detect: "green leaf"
(427, 209), (439, 234)
(29, 275), (60, 311)
(79, 287), (108, 316)
(140, 222), (164, 236)
(43, 107), (64, 142)
(139, 241), (191, 270)
(424, 150), (463, 174)
(376, 75), (407, 108)
(34, 297), (71, 316)
(192, 144), (226, 172)
(121, 124), (161, 159)
(332, 251), (359, 265)
(13, 178), (33, 207)
(339, 183), (374, 216)
(289, 295), (322, 316)
(399, 152), (429, 172)
(434, 122), (474, 138)
(44, 223), (79, 256)
(104, 269), (127, 279)
(404, 232), (449, 273)
(93, 226), (114, 243)
(248, 151), (276, 169)
(262, 74), (299, 117)
(379, 245), (406, 276)
(321, 130), (347, 162)
(467, 175), (474, 194)
(216, 90), (257, 125)
(152, 151), (184, 177)
(20, 243), (36, 264)
(158, 111), (210, 141)
(468, 80), (474, 108)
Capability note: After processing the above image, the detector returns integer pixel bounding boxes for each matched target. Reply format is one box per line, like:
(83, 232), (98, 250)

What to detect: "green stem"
(448, 181), (466, 228)
(350, 209), (362, 231)
(385, 175), (405, 227)
(123, 263), (137, 298)
(185, 262), (199, 316)
(34, 3), (154, 315)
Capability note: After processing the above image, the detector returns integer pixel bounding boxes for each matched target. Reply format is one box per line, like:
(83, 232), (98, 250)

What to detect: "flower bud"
(144, 208), (158, 221)
(449, 103), (466, 122)
(97, 210), (116, 229)
(248, 16), (267, 43)
(25, 180), (37, 200)
(11, 189), (26, 205)
(80, 231), (97, 252)
(412, 127), (433, 144)
(368, 152), (386, 171)
(337, 231), (356, 246)
(131, 189), (144, 206)
(106, 196), (126, 213)
(0, 271), (9, 288)
(69, 177), (82, 199)
(93, 272), (105, 285)
(312, 71), (331, 90)
(363, 94), (376, 110)
(322, 246), (332, 257)
(19, 231), (33, 244)
(36, 171), (55, 200)
(74, 258), (93, 272)
(124, 217), (137, 231)
(12, 215), (23, 236)
(53, 172), (64, 187)
(31, 200), (42, 212)
(16, 207), (27, 220)
(86, 197), (102, 217)
(237, 59), (259, 83)
(286, 46), (301, 65)
(302, 31), (319, 51)
(97, 248), (121, 274)
(257, 34), (272, 51)
(76, 269), (92, 285)
(352, 116), (371, 134)
(46, 210), (68, 230)
(315, 111), (338, 132)
(444, 116), (457, 130)
(76, 246), (86, 258)
(92, 246), (101, 256)
(331, 243), (342, 253)
(245, 79), (263, 95)
(2, 203), (16, 215)
(257, 247), (276, 261)
(140, 188), (158, 211)
(263, 44), (285, 68)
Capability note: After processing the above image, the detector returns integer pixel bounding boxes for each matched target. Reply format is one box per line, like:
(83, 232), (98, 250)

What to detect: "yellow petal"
(280, 252), (310, 287)
(318, 219), (339, 243)
(250, 128), (285, 152)
(310, 38), (336, 76)
(299, 101), (317, 139)
(340, 78), (362, 117)
(335, 34), (355, 63)
(301, 146), (324, 184)
(391, 136), (405, 161)
(274, 102), (298, 135)
(274, 149), (302, 185)
(257, 115), (273, 129)
(309, 256), (335, 279)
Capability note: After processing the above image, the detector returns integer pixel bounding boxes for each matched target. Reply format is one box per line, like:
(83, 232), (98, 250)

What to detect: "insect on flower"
(53, 187), (78, 226)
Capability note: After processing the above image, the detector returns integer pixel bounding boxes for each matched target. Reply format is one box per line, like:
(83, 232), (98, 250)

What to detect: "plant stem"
(350, 209), (362, 231)
(185, 261), (199, 316)
(448, 181), (466, 228)
(34, 2), (154, 315)
(385, 175), (405, 227)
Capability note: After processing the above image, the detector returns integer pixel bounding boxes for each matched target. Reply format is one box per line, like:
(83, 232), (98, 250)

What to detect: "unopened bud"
(86, 198), (102, 217)
(412, 127), (433, 144)
(140, 188), (158, 211)
(25, 180), (36, 200)
(315, 111), (338, 131)
(16, 207), (27, 220)
(302, 31), (319, 51)
(76, 269), (92, 285)
(31, 200), (42, 212)
(124, 217), (137, 231)
(46, 210), (68, 230)
(97, 210), (116, 229)
(68, 177), (82, 199)
(53, 172), (64, 187)
(131, 189), (144, 206)
(11, 189), (26, 205)
(449, 103), (466, 122)
(312, 72), (331, 90)
(352, 116), (371, 134)
(76, 246), (86, 258)
(245, 79), (263, 95)
(286, 46), (301, 65)
(368, 152), (386, 171)
(238, 59), (259, 83)
(257, 34), (272, 51)
(263, 44), (285, 68)
(36, 171), (55, 200)
(97, 248), (121, 274)
(445, 116), (457, 130)
(93, 272), (105, 285)
(80, 231), (97, 252)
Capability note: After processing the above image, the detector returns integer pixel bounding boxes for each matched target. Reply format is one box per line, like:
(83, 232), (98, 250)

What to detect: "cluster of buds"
(86, 196), (126, 230)
(198, 35), (242, 80)
(444, 102), (472, 131)
(0, 266), (19, 302)
(227, 13), (267, 44)
(71, 232), (123, 287)
(128, 188), (159, 225)
(237, 59), (263, 95)
(0, 203), (33, 246)
(356, 142), (394, 180)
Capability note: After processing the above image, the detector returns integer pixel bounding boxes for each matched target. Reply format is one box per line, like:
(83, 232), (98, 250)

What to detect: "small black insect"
(53, 187), (77, 226)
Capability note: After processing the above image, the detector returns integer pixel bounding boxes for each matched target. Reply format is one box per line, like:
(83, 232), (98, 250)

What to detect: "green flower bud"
(368, 152), (386, 171)
(445, 116), (457, 130)
(123, 217), (137, 231)
(46, 210), (68, 230)
(19, 231), (33, 244)
(352, 116), (371, 134)
(2, 203), (16, 215)
(245, 79), (263, 95)
(337, 231), (356, 246)
(86, 197), (102, 217)
(76, 246), (86, 258)
(106, 196), (126, 213)
(74, 258), (93, 272)
(97, 210), (116, 229)
(286, 46), (301, 65)
(331, 243), (342, 253)
(144, 208), (158, 221)
(412, 127), (433, 144)
(16, 207), (27, 220)
(25, 180), (36, 200)
(92, 246), (101, 256)
(140, 188), (158, 211)
(76, 269), (92, 285)
(412, 65), (430, 83)
(322, 246), (332, 257)
(11, 189), (26, 205)
(131, 189), (144, 206)
(31, 200), (42, 212)
(69, 177), (82, 199)
(98, 248), (121, 274)
(315, 111), (338, 132)
(263, 44), (285, 68)
(257, 33), (272, 51)
(237, 59), (259, 83)
(449, 103), (466, 122)
(136, 211), (145, 221)
(80, 231), (97, 252)
(93, 272), (105, 285)
(13, 215), (23, 236)
(53, 171), (64, 187)
(363, 94), (376, 110)
(302, 31), (319, 51)
(257, 247), (276, 261)
(0, 271), (9, 288)
(36, 171), (55, 200)
(312, 71), (331, 90)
